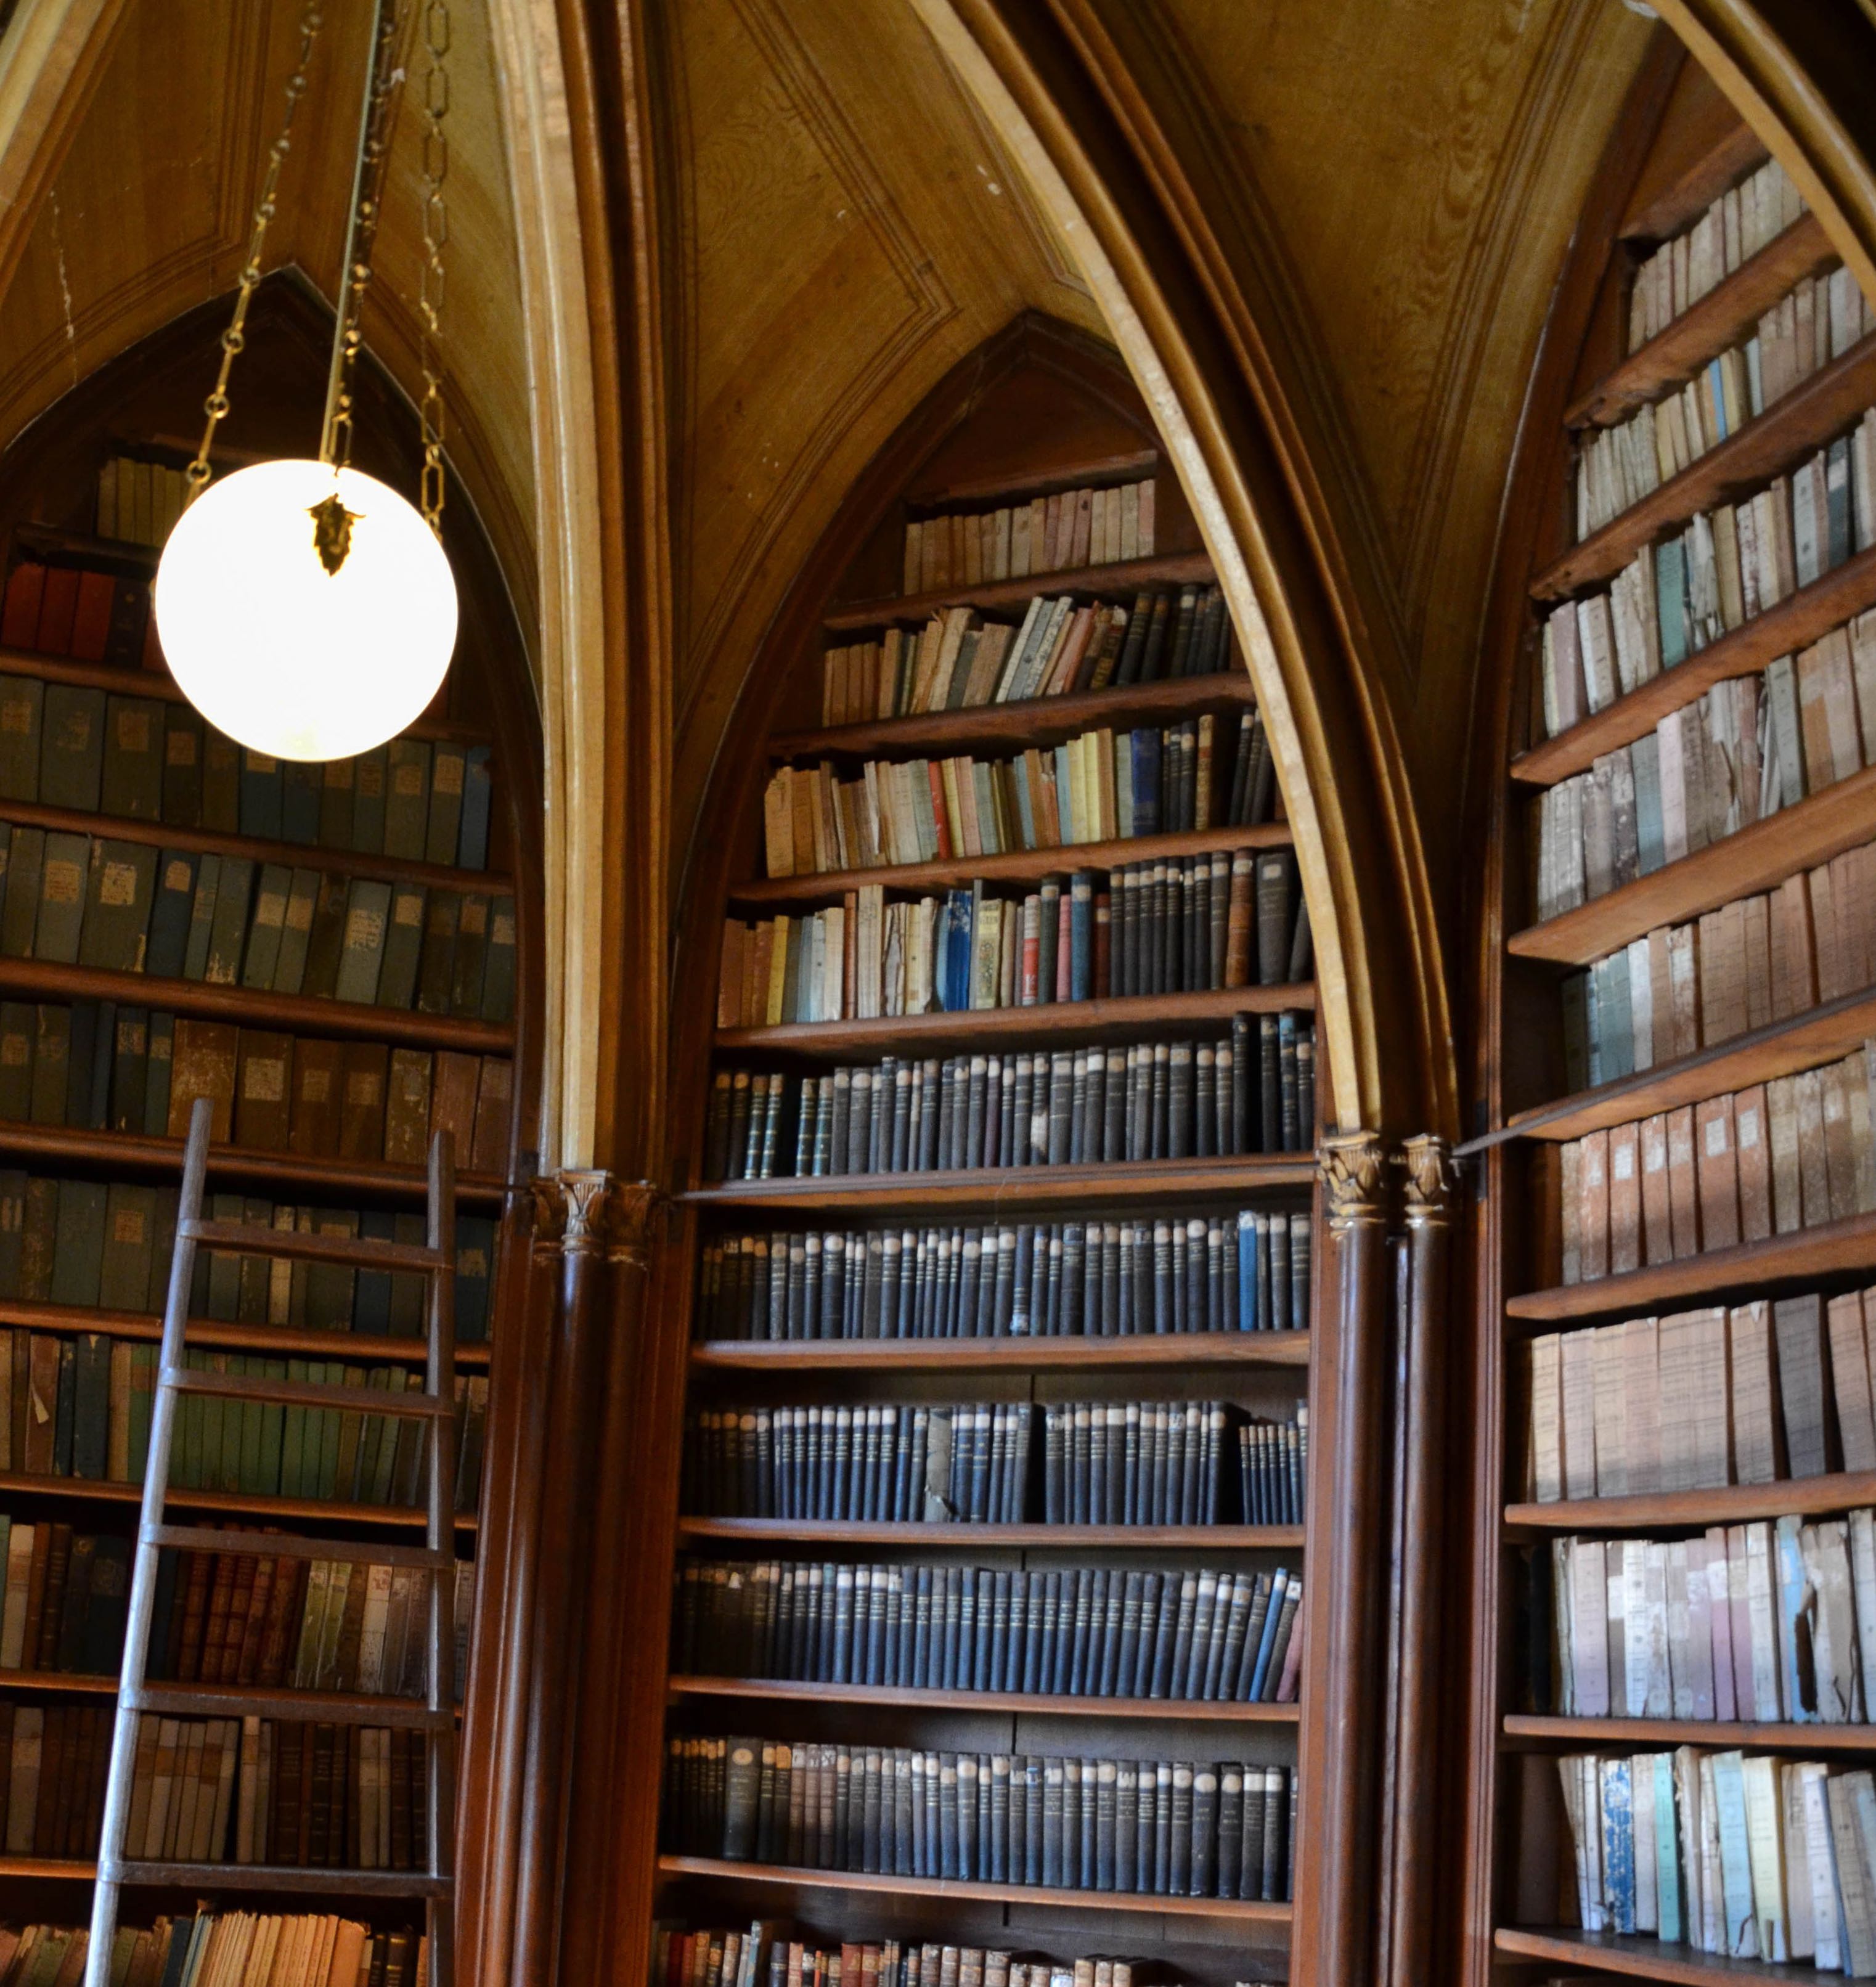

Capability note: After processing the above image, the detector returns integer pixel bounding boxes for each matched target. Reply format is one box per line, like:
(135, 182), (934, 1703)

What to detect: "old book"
(383, 740), (432, 860)
(1734, 1083), (1773, 1242)
(416, 892), (460, 1016)
(335, 881), (392, 1005)
(1666, 1106), (1700, 1258)
(471, 1058), (511, 1173)
(449, 894), (490, 1017)
(0, 676), (42, 803)
(101, 696), (163, 820)
(425, 744), (467, 866)
(430, 1051), (480, 1163)
(239, 864), (292, 990)
(1608, 1123), (1642, 1276)
(234, 1032), (293, 1151)
(203, 855), (255, 985)
(76, 839), (156, 974)
(1640, 1113), (1674, 1266)
(338, 1043), (390, 1160)
(384, 1049), (433, 1166)
(38, 685), (104, 811)
(1774, 1294), (1834, 1478)
(32, 832), (88, 965)
(1694, 1093), (1741, 1250)
(166, 1021), (239, 1141)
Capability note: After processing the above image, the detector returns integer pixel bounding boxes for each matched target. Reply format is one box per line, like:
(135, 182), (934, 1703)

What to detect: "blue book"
(280, 759), (321, 845)
(1053, 744), (1076, 841)
(1653, 1755), (1681, 1943)
(458, 745), (494, 869)
(355, 1210), (396, 1334)
(1130, 729), (1162, 838)
(1245, 1568), (1290, 1699)
(238, 749), (283, 840)
(1237, 1212), (1262, 1330)
(1711, 1750), (1756, 1957)
(1069, 871), (1093, 1001)
(1011, 765), (1037, 850)
(1707, 357), (1731, 439)
(1776, 1516), (1817, 1720)
(1599, 1758), (1636, 1935)
(1631, 736), (1665, 874)
(1656, 539), (1689, 669)
(145, 851), (197, 980)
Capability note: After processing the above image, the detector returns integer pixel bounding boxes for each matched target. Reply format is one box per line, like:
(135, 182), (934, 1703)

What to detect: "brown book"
(23, 1333), (57, 1477)
(1811, 861), (1843, 1000)
(176, 1542), (216, 1681)
(1795, 1067), (1831, 1225)
(1774, 873), (1818, 1018)
(19, 1520), (52, 1672)
(1773, 1292), (1835, 1477)
(430, 1051), (481, 1166)
(289, 1038), (345, 1157)
(1639, 1112), (1674, 1267)
(33, 1705), (65, 1853)
(234, 1552), (276, 1685)
(471, 1058), (512, 1173)
(218, 1554), (258, 1683)
(234, 1030), (294, 1151)
(1607, 1121), (1642, 1276)
(200, 1549), (240, 1685)
(32, 1523), (70, 1670)
(383, 1050), (433, 1167)
(332, 1560), (369, 1693)
(167, 1019), (239, 1142)
(1734, 1082), (1773, 1242)
(1559, 1141), (1581, 1286)
(1666, 1105), (1700, 1258)
(1823, 1053), (1862, 1222)
(257, 1557), (306, 1688)
(748, 921), (775, 1029)
(1666, 926), (1700, 1056)
(1224, 854), (1254, 989)
(717, 921), (745, 1030)
(1766, 1074), (1804, 1233)
(1694, 1093), (1741, 1251)
(338, 1042), (390, 1161)
(1741, 893), (1773, 1030)
(1577, 1130), (1610, 1282)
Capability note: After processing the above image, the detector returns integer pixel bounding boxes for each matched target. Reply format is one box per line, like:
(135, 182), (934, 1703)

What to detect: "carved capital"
(527, 1172), (666, 1264)
(1320, 1130), (1388, 1230)
(1398, 1134), (1457, 1228)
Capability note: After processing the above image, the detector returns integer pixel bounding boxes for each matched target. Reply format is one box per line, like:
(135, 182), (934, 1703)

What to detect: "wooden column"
(1295, 1129), (1390, 1987)
(1385, 1136), (1458, 1987)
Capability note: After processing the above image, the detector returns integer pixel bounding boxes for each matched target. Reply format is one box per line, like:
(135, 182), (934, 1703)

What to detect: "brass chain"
(186, 3), (325, 499)
(416, 0), (449, 535)
(326, 0), (406, 473)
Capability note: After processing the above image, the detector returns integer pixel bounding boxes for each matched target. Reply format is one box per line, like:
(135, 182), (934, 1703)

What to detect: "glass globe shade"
(155, 459), (457, 762)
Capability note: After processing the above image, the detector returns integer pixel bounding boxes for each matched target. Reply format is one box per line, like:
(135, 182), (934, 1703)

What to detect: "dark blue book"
(1069, 871), (1093, 1001)
(458, 745), (494, 868)
(71, 1331), (112, 1479)
(355, 1210), (396, 1334)
(80, 1533), (130, 1674)
(281, 758), (321, 845)
(64, 998), (100, 1128)
(456, 1215), (496, 1343)
(146, 851), (197, 979)
(1130, 728), (1162, 836)
(238, 749), (284, 839)
(52, 1334), (77, 1472)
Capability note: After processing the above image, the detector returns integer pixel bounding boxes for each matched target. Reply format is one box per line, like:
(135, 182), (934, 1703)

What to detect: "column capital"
(1319, 1129), (1389, 1230)
(1398, 1133), (1457, 1229)
(527, 1171), (666, 1265)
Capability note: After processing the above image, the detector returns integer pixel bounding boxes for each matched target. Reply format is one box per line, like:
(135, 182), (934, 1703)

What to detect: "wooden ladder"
(84, 1096), (460, 1985)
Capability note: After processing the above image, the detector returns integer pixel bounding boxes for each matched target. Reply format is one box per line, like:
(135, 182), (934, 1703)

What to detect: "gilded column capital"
(1398, 1134), (1457, 1229)
(527, 1171), (666, 1264)
(1320, 1129), (1388, 1230)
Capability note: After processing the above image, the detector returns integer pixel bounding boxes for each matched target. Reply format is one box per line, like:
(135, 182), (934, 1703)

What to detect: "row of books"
(900, 478), (1157, 595)
(1, 558), (161, 674)
(1520, 1290), (1866, 1503)
(716, 852), (1306, 1029)
(1577, 264), (1872, 538)
(1624, 155), (1803, 352)
(652, 1928), (1155, 1987)
(0, 1524), (124, 1675)
(819, 583), (1237, 724)
(680, 1398), (1258, 1528)
(1554, 1746), (1872, 1967)
(760, 712), (1275, 879)
(1561, 835), (1876, 1090)
(0, 674), (493, 869)
(704, 1018), (1317, 1181)
(1536, 1516), (1876, 1725)
(0, 824), (516, 1022)
(663, 1737), (1294, 1902)
(1557, 1048), (1874, 1285)
(694, 1210), (1314, 1342)
(0, 1000), (510, 1170)
(0, 1175), (497, 1342)
(1540, 423), (1876, 743)
(0, 1332), (487, 1508)
(0, 1912), (420, 1987)
(95, 449), (191, 547)
(672, 1558), (1307, 1707)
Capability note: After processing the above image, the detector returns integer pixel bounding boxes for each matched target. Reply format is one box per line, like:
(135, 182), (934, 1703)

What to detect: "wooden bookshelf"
(667, 1676), (1303, 1721)
(1531, 331), (1876, 601)
(677, 1519), (1303, 1549)
(1505, 1468), (1876, 1533)
(728, 822), (1291, 908)
(1494, 1928), (1801, 1985)
(1503, 1712), (1876, 1750)
(0, 1669), (118, 1694)
(772, 670), (1255, 762)
(822, 551), (1215, 633)
(0, 1295), (492, 1365)
(688, 1331), (1311, 1373)
(0, 1469), (481, 1530)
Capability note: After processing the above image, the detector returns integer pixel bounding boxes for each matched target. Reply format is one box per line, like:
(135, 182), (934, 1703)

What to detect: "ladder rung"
(102, 1859), (450, 1898)
(161, 1369), (452, 1418)
(179, 1220), (450, 1273)
(124, 1682), (454, 1729)
(143, 1524), (455, 1572)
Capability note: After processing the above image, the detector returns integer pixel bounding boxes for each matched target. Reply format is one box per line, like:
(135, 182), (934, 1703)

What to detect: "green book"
(353, 1373), (387, 1503)
(143, 1013), (174, 1137)
(101, 696), (164, 820)
(77, 838), (158, 973)
(332, 1363), (367, 1501)
(146, 1185), (178, 1312)
(0, 1000), (33, 1120)
(237, 1353), (265, 1493)
(68, 997), (107, 1128)
(414, 892), (459, 1016)
(449, 894), (490, 1018)
(161, 706), (203, 826)
(50, 1179), (106, 1307)
(281, 1358), (311, 1498)
(127, 1345), (156, 1479)
(281, 760), (320, 846)
(200, 727), (240, 831)
(318, 758), (355, 850)
(389, 1213), (426, 1338)
(39, 685), (105, 811)
(334, 879), (391, 1004)
(181, 853), (221, 981)
(71, 1333), (110, 1480)
(28, 1003), (69, 1125)
(20, 1177), (57, 1300)
(424, 744), (467, 866)
(258, 1357), (287, 1498)
(51, 1336), (75, 1473)
(200, 1351), (231, 1492)
(203, 855), (254, 984)
(109, 1006), (149, 1132)
(0, 1170), (27, 1297)
(176, 1347), (206, 1488)
(481, 895), (516, 1024)
(305, 1212), (358, 1332)
(272, 868), (320, 995)
(0, 825), (39, 958)
(299, 872), (349, 998)
(239, 750), (283, 840)
(0, 675), (43, 802)
(383, 739), (431, 859)
(240, 863), (292, 989)
(145, 851), (196, 979)
(350, 746), (388, 852)
(205, 1193), (244, 1319)
(316, 1361), (345, 1498)
(367, 1374), (403, 1504)
(376, 881), (426, 1010)
(33, 830), (90, 963)
(237, 1198), (271, 1323)
(99, 1184), (156, 1312)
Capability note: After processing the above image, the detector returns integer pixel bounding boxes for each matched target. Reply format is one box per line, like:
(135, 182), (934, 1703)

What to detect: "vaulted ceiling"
(0, 0), (1660, 913)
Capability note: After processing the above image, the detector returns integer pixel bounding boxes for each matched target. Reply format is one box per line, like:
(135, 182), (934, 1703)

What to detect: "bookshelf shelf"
(822, 552), (1215, 635)
(0, 954), (513, 1053)
(1465, 982), (1876, 1148)
(0, 1120), (507, 1206)
(1565, 213), (1838, 429)
(1623, 120), (1766, 244)
(906, 449), (1161, 512)
(1507, 761), (1876, 964)
(1504, 1209), (1876, 1323)
(1531, 331), (1876, 602)
(125, 1681), (452, 1728)
(688, 1331), (1311, 1374)
(676, 1519), (1303, 1549)
(0, 1295), (490, 1366)
(1509, 542), (1876, 786)
(0, 1469), (480, 1532)
(682, 1156), (1316, 1215)
(727, 823), (1292, 910)
(107, 1861), (452, 1898)
(0, 792), (512, 896)
(1495, 1925), (1800, 1984)
(1502, 1712), (1876, 1751)
(1504, 1469), (1876, 1535)
(666, 1676), (1302, 1722)
(772, 672), (1255, 764)
(655, 1855), (1294, 1925)
(0, 1856), (96, 1880)
(716, 984), (1312, 1061)
(0, 1668), (117, 1694)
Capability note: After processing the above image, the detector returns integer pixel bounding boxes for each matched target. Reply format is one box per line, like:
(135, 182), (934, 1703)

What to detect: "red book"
(33, 565), (79, 655)
(924, 761), (953, 860)
(1, 561), (45, 647)
(68, 570), (112, 661)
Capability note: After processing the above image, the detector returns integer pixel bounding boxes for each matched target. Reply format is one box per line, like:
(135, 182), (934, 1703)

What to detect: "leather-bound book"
(338, 1042), (390, 1161)
(471, 1057), (512, 1172)
(383, 1049), (433, 1167)
(102, 695), (163, 820)
(166, 1019), (239, 1141)
(234, 1030), (294, 1151)
(429, 1051), (481, 1165)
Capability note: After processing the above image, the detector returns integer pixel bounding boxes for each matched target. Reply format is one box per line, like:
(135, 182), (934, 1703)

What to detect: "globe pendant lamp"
(155, 0), (457, 764)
